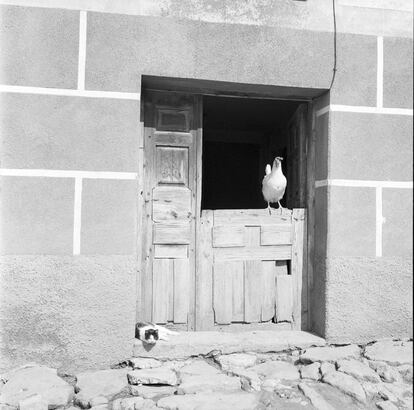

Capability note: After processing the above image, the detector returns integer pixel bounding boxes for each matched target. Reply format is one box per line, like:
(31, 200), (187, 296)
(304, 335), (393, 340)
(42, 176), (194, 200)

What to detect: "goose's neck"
(272, 164), (283, 174)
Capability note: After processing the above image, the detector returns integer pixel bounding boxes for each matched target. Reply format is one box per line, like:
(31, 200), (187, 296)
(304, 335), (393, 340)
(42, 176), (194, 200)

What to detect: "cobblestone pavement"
(0, 339), (412, 410)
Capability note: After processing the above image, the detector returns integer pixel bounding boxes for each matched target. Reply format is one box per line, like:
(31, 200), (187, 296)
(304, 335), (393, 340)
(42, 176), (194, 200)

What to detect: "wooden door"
(141, 90), (201, 330)
(196, 208), (306, 330)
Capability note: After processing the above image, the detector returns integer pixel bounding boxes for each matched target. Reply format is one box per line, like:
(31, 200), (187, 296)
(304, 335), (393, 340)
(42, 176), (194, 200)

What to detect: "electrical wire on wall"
(328, 0), (337, 90)
(311, 0), (337, 101)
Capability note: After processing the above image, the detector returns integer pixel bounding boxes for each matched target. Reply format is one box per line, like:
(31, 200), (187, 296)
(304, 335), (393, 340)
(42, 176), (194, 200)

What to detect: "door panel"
(213, 261), (234, 325)
(156, 146), (189, 185)
(244, 260), (262, 323)
(153, 223), (191, 244)
(198, 208), (306, 330)
(152, 186), (192, 222)
(141, 90), (200, 329)
(261, 260), (277, 321)
(152, 258), (172, 323)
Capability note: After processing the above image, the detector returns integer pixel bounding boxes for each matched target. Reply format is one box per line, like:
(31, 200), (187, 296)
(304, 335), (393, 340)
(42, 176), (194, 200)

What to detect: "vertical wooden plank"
(291, 208), (306, 330)
(213, 261), (233, 324)
(244, 226), (262, 324)
(244, 260), (262, 323)
(152, 259), (171, 324)
(141, 125), (155, 321)
(305, 102), (316, 331)
(136, 119), (144, 320)
(187, 100), (199, 331)
(168, 259), (174, 323)
(275, 275), (293, 323)
(298, 105), (307, 207)
(261, 261), (276, 322)
(231, 261), (245, 322)
(173, 258), (190, 324)
(195, 210), (215, 330)
(246, 226), (261, 247)
(194, 96), (205, 330)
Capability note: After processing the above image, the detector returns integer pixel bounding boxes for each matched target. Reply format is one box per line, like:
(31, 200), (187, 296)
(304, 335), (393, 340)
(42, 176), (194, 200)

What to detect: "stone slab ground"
(132, 330), (326, 359)
(0, 334), (412, 410)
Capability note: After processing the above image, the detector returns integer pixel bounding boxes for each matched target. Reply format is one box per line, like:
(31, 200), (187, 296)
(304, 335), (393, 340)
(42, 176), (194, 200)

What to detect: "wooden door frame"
(190, 94), (203, 330)
(137, 87), (315, 332)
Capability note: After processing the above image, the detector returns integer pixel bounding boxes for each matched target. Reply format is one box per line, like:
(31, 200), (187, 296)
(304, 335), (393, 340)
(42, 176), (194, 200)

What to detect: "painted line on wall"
(1, 84), (410, 114)
(315, 179), (413, 189)
(375, 186), (383, 257)
(77, 10), (87, 91)
(331, 105), (413, 116)
(73, 177), (83, 255)
(0, 168), (138, 255)
(0, 85), (140, 100)
(339, 0), (413, 12)
(376, 36), (384, 109)
(315, 106), (330, 117)
(316, 179), (412, 259)
(315, 104), (413, 117)
(0, 168), (138, 180)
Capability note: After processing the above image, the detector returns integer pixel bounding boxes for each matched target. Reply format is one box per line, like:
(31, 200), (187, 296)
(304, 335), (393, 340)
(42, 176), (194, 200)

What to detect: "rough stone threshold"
(133, 330), (326, 359)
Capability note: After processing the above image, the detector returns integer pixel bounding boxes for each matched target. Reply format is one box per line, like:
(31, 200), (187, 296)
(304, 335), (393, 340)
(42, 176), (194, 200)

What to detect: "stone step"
(133, 330), (325, 359)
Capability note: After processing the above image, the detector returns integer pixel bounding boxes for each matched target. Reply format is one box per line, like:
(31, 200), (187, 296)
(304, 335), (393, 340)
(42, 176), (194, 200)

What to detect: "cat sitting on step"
(135, 322), (179, 345)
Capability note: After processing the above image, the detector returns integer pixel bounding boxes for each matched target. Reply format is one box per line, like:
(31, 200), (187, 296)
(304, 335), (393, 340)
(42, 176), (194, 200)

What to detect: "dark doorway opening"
(201, 95), (305, 210)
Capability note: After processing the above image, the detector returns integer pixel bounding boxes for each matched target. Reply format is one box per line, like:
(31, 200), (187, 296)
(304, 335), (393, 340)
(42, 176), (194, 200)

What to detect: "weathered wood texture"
(174, 259), (190, 323)
(201, 209), (306, 327)
(152, 259), (172, 324)
(156, 145), (189, 185)
(152, 187), (192, 222)
(196, 210), (215, 330)
(275, 274), (294, 322)
(153, 132), (193, 146)
(292, 208), (307, 330)
(261, 261), (276, 321)
(244, 260), (262, 323)
(214, 245), (291, 261)
(304, 102), (316, 331)
(213, 261), (233, 324)
(141, 125), (155, 321)
(157, 108), (190, 132)
(153, 223), (191, 244)
(231, 261), (245, 322)
(136, 122), (145, 320)
(154, 244), (188, 259)
(214, 209), (292, 226)
(213, 225), (245, 247)
(142, 90), (199, 328)
(260, 224), (292, 245)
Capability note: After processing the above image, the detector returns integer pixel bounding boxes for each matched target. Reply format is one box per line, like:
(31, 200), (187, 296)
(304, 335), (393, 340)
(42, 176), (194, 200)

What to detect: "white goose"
(262, 156), (287, 215)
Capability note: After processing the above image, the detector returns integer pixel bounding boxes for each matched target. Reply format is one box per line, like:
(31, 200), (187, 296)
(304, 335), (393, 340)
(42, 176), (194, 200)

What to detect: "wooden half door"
(141, 90), (201, 330)
(196, 208), (306, 330)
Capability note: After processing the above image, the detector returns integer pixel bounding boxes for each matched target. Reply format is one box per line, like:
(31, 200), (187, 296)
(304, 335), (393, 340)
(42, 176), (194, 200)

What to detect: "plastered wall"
(313, 32), (413, 342)
(0, 0), (412, 371)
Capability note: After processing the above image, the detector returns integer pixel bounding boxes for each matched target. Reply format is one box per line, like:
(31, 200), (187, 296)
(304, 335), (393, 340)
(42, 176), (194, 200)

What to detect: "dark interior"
(202, 95), (302, 210)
